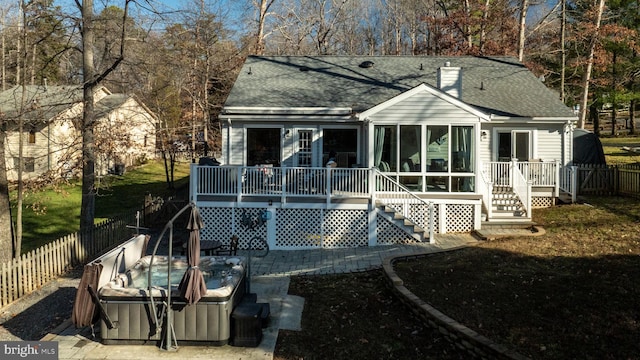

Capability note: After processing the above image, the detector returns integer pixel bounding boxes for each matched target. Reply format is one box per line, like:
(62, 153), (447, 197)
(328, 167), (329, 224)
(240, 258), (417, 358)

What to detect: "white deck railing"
(510, 160), (532, 217)
(191, 164), (371, 202)
(191, 161), (570, 213)
(482, 160), (563, 218)
(373, 170), (435, 243)
(483, 160), (559, 187)
(478, 166), (493, 220)
(559, 165), (577, 202)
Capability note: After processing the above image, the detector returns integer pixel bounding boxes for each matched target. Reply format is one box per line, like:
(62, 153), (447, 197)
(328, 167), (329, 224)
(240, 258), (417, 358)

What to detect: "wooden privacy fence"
(576, 164), (640, 197)
(0, 197), (166, 309)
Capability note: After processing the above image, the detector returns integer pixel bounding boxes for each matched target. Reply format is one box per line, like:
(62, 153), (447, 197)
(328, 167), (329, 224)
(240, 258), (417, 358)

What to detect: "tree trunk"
(560, 0), (566, 102)
(479, 0), (491, 54)
(591, 102), (600, 136)
(2, 10), (6, 91)
(577, 0), (605, 129)
(0, 130), (13, 263)
(80, 0), (97, 236)
(611, 52), (617, 136)
(517, 0), (529, 61)
(13, 0), (28, 258)
(629, 100), (635, 135)
(78, 0), (127, 235)
(255, 0), (274, 55)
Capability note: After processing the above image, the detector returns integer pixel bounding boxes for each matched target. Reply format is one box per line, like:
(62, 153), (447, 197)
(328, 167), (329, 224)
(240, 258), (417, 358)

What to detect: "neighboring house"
(0, 85), (157, 181)
(190, 56), (578, 250)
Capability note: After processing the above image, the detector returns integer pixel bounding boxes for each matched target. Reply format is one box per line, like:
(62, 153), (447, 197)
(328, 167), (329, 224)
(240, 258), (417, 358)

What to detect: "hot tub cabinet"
(100, 275), (246, 345)
(84, 236), (248, 346)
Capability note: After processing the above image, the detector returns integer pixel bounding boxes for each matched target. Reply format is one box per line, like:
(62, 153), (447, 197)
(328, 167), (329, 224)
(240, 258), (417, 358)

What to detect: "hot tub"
(96, 254), (246, 345)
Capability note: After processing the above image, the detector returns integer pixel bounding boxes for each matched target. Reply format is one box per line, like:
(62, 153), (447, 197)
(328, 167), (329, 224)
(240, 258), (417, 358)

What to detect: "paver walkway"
(6, 234), (480, 359)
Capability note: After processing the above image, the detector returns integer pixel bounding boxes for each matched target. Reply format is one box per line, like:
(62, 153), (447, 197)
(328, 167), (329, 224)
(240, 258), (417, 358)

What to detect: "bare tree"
(254, 0), (275, 55)
(76, 0), (129, 234)
(0, 118), (12, 262)
(577, 0), (605, 129)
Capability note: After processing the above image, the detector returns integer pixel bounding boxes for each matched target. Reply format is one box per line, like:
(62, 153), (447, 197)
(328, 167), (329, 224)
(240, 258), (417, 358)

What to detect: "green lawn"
(598, 135), (640, 165)
(12, 160), (191, 253)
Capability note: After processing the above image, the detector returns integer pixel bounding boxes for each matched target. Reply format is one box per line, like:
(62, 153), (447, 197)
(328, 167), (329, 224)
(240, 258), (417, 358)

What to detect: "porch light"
(481, 130), (488, 140)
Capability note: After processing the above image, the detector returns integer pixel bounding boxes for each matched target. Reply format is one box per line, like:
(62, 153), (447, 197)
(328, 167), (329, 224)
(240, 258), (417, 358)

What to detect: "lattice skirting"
(197, 203), (475, 249)
(199, 207), (268, 249)
(376, 216), (419, 245)
(532, 196), (555, 208)
(445, 204), (475, 233)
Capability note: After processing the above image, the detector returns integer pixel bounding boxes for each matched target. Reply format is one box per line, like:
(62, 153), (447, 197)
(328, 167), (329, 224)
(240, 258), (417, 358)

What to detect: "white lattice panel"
(199, 207), (234, 243)
(322, 210), (368, 248)
(445, 204), (474, 233)
(376, 216), (417, 245)
(532, 196), (554, 208)
(411, 203), (440, 234)
(233, 208), (268, 249)
(275, 208), (322, 248)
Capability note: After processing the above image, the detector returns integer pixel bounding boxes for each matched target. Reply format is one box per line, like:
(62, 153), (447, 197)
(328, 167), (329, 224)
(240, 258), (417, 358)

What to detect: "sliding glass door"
(247, 128), (281, 166)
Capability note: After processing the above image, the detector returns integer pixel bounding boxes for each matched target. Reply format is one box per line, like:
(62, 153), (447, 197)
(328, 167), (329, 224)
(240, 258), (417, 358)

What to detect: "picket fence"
(0, 198), (166, 309)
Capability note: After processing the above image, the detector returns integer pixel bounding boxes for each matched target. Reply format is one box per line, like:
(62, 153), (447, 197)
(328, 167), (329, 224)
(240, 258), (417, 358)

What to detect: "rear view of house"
(191, 56), (577, 250)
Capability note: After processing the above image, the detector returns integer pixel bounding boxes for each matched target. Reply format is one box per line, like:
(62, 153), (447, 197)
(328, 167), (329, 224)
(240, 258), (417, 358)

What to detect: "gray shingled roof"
(0, 85), (82, 121)
(95, 94), (130, 118)
(224, 56), (576, 118)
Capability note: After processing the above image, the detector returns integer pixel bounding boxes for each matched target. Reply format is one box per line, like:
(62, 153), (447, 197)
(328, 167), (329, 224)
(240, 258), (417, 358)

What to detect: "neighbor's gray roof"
(95, 94), (130, 118)
(224, 56), (576, 118)
(0, 85), (83, 121)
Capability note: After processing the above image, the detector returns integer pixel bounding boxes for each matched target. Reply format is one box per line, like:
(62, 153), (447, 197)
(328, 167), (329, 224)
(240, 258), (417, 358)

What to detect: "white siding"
(479, 125), (493, 164)
(536, 126), (563, 161)
(228, 126), (244, 165)
(368, 91), (480, 123)
(481, 123), (565, 163)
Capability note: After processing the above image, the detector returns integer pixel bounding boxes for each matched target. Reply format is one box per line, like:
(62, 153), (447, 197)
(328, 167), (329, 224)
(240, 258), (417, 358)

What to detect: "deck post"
(571, 166), (578, 203)
(428, 202), (435, 243)
(555, 160), (560, 197)
(189, 163), (197, 201)
(281, 165), (287, 204)
(236, 166), (242, 203)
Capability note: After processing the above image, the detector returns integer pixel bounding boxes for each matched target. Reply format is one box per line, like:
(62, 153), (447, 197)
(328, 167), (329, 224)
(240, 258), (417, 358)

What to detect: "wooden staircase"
(488, 185), (530, 221)
(376, 203), (427, 242)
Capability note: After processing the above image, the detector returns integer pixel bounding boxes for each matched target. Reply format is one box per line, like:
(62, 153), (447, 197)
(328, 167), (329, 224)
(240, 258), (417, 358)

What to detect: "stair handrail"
(510, 159), (531, 218)
(478, 166), (493, 220)
(373, 169), (435, 243)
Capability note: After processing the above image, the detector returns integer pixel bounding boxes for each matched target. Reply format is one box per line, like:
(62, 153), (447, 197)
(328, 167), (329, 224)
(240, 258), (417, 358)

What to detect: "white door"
(296, 129), (314, 167)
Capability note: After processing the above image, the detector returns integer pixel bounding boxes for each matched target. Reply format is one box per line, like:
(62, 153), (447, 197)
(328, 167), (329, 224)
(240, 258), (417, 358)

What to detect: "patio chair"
(215, 235), (239, 256)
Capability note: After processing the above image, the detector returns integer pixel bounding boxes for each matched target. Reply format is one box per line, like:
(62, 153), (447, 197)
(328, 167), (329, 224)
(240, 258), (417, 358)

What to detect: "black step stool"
(231, 303), (263, 347)
(241, 293), (270, 328)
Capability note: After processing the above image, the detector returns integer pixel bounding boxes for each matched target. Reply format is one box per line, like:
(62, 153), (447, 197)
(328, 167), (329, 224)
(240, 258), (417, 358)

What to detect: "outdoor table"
(182, 240), (222, 256)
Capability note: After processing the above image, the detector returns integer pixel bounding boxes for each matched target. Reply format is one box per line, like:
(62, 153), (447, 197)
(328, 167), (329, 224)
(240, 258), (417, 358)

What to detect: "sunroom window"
(374, 124), (475, 193)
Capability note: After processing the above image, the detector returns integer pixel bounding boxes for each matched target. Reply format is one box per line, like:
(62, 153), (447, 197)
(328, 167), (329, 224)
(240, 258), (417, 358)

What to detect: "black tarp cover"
(573, 129), (606, 165)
